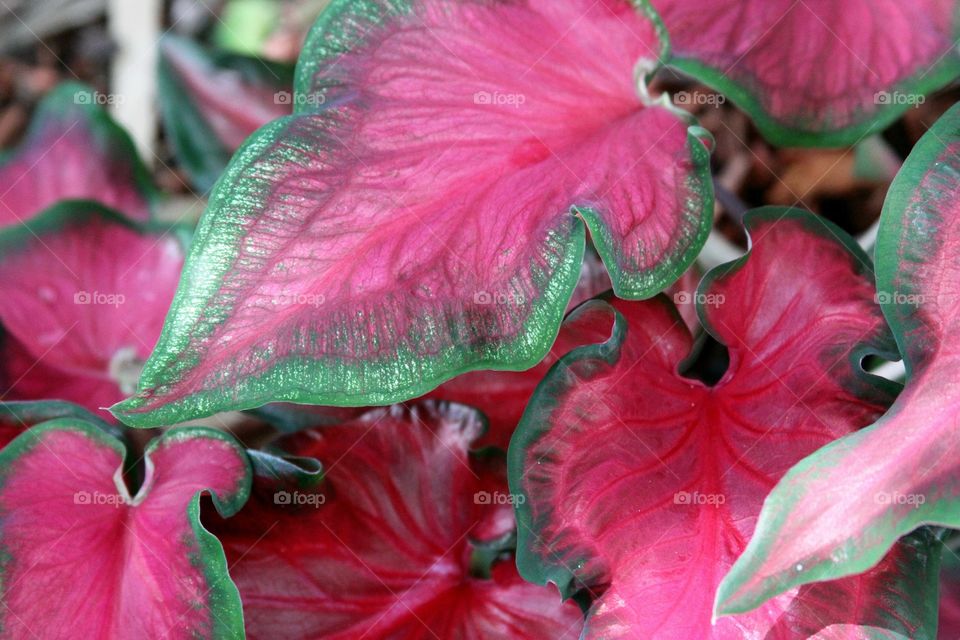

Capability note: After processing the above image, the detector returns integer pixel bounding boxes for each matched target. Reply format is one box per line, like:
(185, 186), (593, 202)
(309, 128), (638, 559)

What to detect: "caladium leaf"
(113, 0), (714, 427)
(0, 420), (251, 638)
(0, 82), (157, 226)
(0, 202), (183, 419)
(207, 402), (584, 639)
(511, 209), (940, 638)
(650, 0), (960, 146)
(715, 102), (960, 617)
(158, 35), (294, 191)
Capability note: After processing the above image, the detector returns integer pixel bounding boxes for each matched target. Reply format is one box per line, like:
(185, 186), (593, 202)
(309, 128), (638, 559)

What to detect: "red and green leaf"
(715, 102), (960, 617)
(650, 0), (960, 146)
(0, 202), (184, 419)
(113, 0), (714, 427)
(0, 82), (157, 226)
(207, 402), (584, 639)
(510, 209), (939, 638)
(0, 421), (251, 638)
(158, 35), (294, 191)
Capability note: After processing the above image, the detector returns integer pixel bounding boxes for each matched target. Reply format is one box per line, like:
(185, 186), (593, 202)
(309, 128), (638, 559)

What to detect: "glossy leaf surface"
(114, 0), (713, 427)
(511, 210), (938, 638)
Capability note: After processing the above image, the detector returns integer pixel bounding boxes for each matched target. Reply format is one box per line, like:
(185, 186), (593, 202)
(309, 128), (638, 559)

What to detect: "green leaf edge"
(508, 295), (629, 600)
(659, 19), (960, 148)
(712, 103), (960, 621)
(510, 207), (902, 605)
(112, 100), (711, 427)
(873, 100), (960, 376)
(292, 0), (672, 108)
(0, 82), (161, 216)
(0, 199), (192, 259)
(0, 420), (252, 639)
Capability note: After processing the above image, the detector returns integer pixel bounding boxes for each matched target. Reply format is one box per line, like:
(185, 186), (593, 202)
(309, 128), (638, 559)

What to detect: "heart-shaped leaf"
(113, 0), (714, 427)
(207, 402), (584, 639)
(0, 420), (251, 638)
(715, 101), (960, 617)
(510, 209), (939, 638)
(650, 0), (960, 146)
(158, 35), (294, 191)
(0, 202), (184, 419)
(0, 83), (157, 226)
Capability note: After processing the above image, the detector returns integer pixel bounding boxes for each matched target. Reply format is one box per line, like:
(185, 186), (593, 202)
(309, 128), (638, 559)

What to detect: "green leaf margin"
(112, 0), (713, 428)
(650, 3), (960, 148)
(0, 420), (252, 639)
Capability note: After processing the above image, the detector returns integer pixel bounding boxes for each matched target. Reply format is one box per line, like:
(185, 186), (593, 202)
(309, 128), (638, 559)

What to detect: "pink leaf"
(715, 102), (960, 618)
(114, 0), (714, 427)
(0, 421), (251, 638)
(651, 0), (960, 145)
(0, 83), (156, 226)
(207, 402), (584, 639)
(0, 203), (183, 419)
(511, 209), (937, 638)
